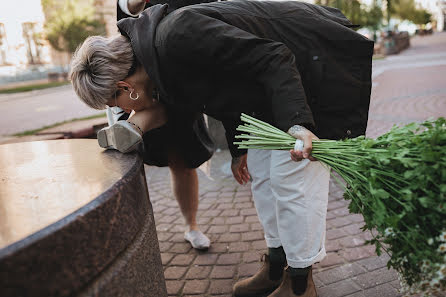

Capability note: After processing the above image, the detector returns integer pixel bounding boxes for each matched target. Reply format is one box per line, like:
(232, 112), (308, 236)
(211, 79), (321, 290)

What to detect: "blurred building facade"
(437, 0), (446, 31)
(0, 0), (117, 75)
(0, 0), (52, 68)
(95, 0), (119, 36)
(415, 0), (445, 31)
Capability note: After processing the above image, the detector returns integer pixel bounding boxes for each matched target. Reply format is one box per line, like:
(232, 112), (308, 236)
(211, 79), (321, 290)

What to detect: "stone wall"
(377, 31), (411, 56)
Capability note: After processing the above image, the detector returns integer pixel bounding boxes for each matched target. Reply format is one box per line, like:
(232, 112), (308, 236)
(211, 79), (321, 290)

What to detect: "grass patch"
(0, 81), (70, 94)
(13, 113), (106, 137)
(372, 55), (386, 60)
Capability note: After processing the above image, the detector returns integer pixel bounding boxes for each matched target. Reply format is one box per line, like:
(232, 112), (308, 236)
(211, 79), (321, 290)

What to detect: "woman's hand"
(231, 154), (250, 185)
(127, 0), (147, 15)
(287, 125), (318, 162)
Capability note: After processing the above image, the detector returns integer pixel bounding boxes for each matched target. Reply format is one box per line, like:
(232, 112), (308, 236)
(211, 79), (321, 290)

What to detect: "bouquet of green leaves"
(234, 113), (446, 296)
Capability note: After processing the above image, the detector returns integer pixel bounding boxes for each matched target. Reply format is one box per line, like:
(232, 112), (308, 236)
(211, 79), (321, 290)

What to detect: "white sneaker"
(184, 230), (211, 250)
(97, 120), (142, 153)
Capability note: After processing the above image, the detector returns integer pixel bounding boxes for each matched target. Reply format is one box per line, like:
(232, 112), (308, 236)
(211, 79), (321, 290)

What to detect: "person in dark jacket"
(70, 1), (373, 296)
(108, 0), (217, 251)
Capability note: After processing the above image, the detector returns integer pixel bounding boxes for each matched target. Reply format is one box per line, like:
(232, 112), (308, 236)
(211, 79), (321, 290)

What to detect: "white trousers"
(247, 149), (330, 268)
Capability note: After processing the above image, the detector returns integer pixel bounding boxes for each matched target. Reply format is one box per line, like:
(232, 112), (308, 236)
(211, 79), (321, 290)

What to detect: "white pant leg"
(270, 150), (330, 268)
(247, 149), (282, 248)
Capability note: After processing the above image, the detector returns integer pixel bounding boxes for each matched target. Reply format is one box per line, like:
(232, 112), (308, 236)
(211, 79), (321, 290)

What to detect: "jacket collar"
(117, 4), (169, 100)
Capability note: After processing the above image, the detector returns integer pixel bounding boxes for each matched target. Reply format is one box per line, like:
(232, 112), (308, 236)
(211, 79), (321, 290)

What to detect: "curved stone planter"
(0, 139), (167, 297)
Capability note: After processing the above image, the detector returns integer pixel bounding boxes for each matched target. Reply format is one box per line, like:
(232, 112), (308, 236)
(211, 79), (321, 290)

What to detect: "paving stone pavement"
(144, 32), (446, 297)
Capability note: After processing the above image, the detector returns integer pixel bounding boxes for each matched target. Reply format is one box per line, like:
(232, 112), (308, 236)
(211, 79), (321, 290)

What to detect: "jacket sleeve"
(221, 115), (247, 159)
(163, 10), (315, 132)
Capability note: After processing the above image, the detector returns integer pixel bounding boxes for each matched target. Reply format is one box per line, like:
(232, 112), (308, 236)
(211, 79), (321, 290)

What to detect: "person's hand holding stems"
(287, 125), (318, 162)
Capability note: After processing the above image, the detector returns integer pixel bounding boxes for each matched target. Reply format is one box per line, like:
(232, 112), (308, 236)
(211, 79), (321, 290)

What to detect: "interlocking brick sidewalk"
(144, 32), (446, 297)
(145, 153), (400, 297)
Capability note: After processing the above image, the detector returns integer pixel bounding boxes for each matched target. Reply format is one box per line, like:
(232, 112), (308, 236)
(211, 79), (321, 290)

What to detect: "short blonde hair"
(70, 35), (134, 110)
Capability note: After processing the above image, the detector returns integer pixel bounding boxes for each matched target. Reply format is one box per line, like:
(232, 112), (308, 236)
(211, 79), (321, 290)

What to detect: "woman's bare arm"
(127, 103), (168, 134)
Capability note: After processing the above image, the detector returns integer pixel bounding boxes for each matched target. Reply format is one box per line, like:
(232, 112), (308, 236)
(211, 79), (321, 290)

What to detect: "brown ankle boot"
(233, 255), (285, 297)
(268, 267), (317, 297)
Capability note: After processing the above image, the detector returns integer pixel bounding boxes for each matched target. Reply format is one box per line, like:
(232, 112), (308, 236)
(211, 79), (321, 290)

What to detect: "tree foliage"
(389, 0), (432, 25)
(360, 3), (383, 32)
(316, 0), (431, 30)
(315, 0), (382, 31)
(42, 0), (106, 53)
(412, 9), (432, 25)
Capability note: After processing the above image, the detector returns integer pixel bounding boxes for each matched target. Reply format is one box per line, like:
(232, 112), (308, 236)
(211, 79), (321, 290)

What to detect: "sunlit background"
(0, 0), (117, 80)
(0, 0), (445, 140)
(0, 0), (444, 80)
